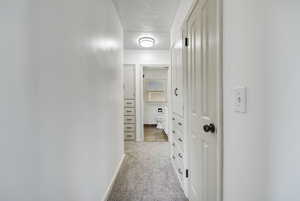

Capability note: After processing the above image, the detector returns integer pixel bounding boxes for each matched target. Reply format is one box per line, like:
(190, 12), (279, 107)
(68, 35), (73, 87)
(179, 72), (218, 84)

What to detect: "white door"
(171, 46), (178, 113)
(124, 64), (135, 99)
(176, 40), (184, 117)
(171, 41), (184, 117)
(187, 0), (222, 200)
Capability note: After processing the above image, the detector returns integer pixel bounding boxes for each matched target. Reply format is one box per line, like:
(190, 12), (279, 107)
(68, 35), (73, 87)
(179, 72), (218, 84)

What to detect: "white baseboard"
(101, 154), (126, 201)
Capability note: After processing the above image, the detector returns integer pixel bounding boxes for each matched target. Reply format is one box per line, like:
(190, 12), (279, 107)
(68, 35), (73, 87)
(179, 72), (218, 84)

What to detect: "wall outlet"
(234, 87), (247, 113)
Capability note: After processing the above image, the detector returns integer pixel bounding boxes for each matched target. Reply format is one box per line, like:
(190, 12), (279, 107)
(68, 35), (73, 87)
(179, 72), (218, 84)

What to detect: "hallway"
(108, 142), (187, 201)
(2, 1), (300, 201)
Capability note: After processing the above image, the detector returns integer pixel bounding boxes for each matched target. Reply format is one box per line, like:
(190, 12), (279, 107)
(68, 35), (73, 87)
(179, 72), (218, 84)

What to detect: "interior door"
(171, 41), (184, 117)
(176, 40), (184, 117)
(187, 0), (221, 200)
(171, 46), (178, 114)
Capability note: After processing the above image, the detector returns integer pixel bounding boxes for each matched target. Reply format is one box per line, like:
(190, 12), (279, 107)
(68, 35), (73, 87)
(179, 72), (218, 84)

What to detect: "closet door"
(187, 0), (222, 200)
(171, 47), (178, 112)
(124, 64), (135, 99)
(176, 40), (184, 117)
(171, 40), (184, 117)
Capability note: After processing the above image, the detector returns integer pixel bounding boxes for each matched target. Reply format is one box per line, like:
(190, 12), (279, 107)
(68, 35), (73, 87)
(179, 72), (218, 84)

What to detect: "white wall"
(0, 0), (124, 201)
(223, 0), (268, 200)
(124, 50), (170, 140)
(224, 1), (300, 200)
(0, 1), (38, 201)
(124, 50), (170, 65)
(266, 1), (300, 200)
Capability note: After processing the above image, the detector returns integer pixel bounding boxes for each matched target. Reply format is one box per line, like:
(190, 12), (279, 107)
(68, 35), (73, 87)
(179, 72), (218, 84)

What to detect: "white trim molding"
(101, 154), (126, 201)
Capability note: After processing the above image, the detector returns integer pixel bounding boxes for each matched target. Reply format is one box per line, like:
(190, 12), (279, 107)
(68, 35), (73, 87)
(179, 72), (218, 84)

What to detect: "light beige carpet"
(108, 142), (188, 201)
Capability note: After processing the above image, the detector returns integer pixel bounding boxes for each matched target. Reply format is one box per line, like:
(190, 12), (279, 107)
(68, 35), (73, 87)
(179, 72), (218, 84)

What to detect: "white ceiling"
(113, 0), (180, 50)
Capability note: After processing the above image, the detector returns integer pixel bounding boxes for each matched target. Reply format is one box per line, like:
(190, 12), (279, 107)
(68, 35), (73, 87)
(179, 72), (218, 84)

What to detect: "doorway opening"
(142, 66), (169, 142)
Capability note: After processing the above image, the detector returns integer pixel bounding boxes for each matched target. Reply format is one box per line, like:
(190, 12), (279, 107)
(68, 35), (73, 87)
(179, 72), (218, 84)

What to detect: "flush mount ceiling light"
(138, 37), (155, 48)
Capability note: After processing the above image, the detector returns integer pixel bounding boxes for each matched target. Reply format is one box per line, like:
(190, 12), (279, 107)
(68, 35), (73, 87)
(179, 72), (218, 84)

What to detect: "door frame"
(183, 0), (223, 199)
(139, 64), (170, 142)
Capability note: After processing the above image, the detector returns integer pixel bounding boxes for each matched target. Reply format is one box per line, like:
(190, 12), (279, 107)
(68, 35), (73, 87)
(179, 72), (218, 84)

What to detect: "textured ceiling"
(113, 0), (180, 50)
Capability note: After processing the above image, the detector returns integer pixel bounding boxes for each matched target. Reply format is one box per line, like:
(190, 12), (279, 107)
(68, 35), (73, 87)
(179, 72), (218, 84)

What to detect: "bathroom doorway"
(142, 66), (169, 142)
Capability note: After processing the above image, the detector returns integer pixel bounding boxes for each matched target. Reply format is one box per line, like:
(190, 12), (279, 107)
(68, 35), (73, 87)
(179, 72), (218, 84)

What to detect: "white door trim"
(139, 64), (170, 142)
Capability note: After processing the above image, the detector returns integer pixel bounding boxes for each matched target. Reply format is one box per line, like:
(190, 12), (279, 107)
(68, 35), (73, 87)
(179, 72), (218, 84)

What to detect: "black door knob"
(203, 123), (216, 133)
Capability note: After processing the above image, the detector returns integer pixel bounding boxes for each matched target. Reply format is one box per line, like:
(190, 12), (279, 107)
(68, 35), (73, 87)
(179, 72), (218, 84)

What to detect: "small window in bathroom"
(145, 79), (165, 91)
(144, 79), (167, 103)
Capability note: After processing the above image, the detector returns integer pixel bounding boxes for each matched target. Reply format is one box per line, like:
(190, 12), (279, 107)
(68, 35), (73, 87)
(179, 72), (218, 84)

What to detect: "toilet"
(156, 115), (165, 129)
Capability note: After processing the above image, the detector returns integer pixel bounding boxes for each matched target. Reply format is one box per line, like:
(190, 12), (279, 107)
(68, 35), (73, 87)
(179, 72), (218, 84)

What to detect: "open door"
(187, 0), (222, 200)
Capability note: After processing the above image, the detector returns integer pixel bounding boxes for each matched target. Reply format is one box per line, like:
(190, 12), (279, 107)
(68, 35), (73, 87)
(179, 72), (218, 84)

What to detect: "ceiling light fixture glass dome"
(138, 37), (155, 48)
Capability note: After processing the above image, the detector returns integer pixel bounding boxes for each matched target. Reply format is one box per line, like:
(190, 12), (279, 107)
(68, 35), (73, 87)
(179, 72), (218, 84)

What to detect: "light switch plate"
(234, 87), (247, 113)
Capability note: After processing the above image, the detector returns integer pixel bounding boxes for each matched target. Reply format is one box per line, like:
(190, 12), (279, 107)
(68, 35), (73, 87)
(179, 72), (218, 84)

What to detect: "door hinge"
(186, 169), (189, 178)
(185, 37), (189, 47)
(143, 74), (145, 78)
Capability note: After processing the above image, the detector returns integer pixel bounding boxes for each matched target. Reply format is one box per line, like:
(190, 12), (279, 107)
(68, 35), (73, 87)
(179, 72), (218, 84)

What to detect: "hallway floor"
(108, 142), (188, 201)
(144, 125), (168, 142)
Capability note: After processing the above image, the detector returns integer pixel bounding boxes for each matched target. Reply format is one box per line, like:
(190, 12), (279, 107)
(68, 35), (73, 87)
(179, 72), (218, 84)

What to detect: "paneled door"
(171, 40), (184, 117)
(187, 0), (222, 200)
